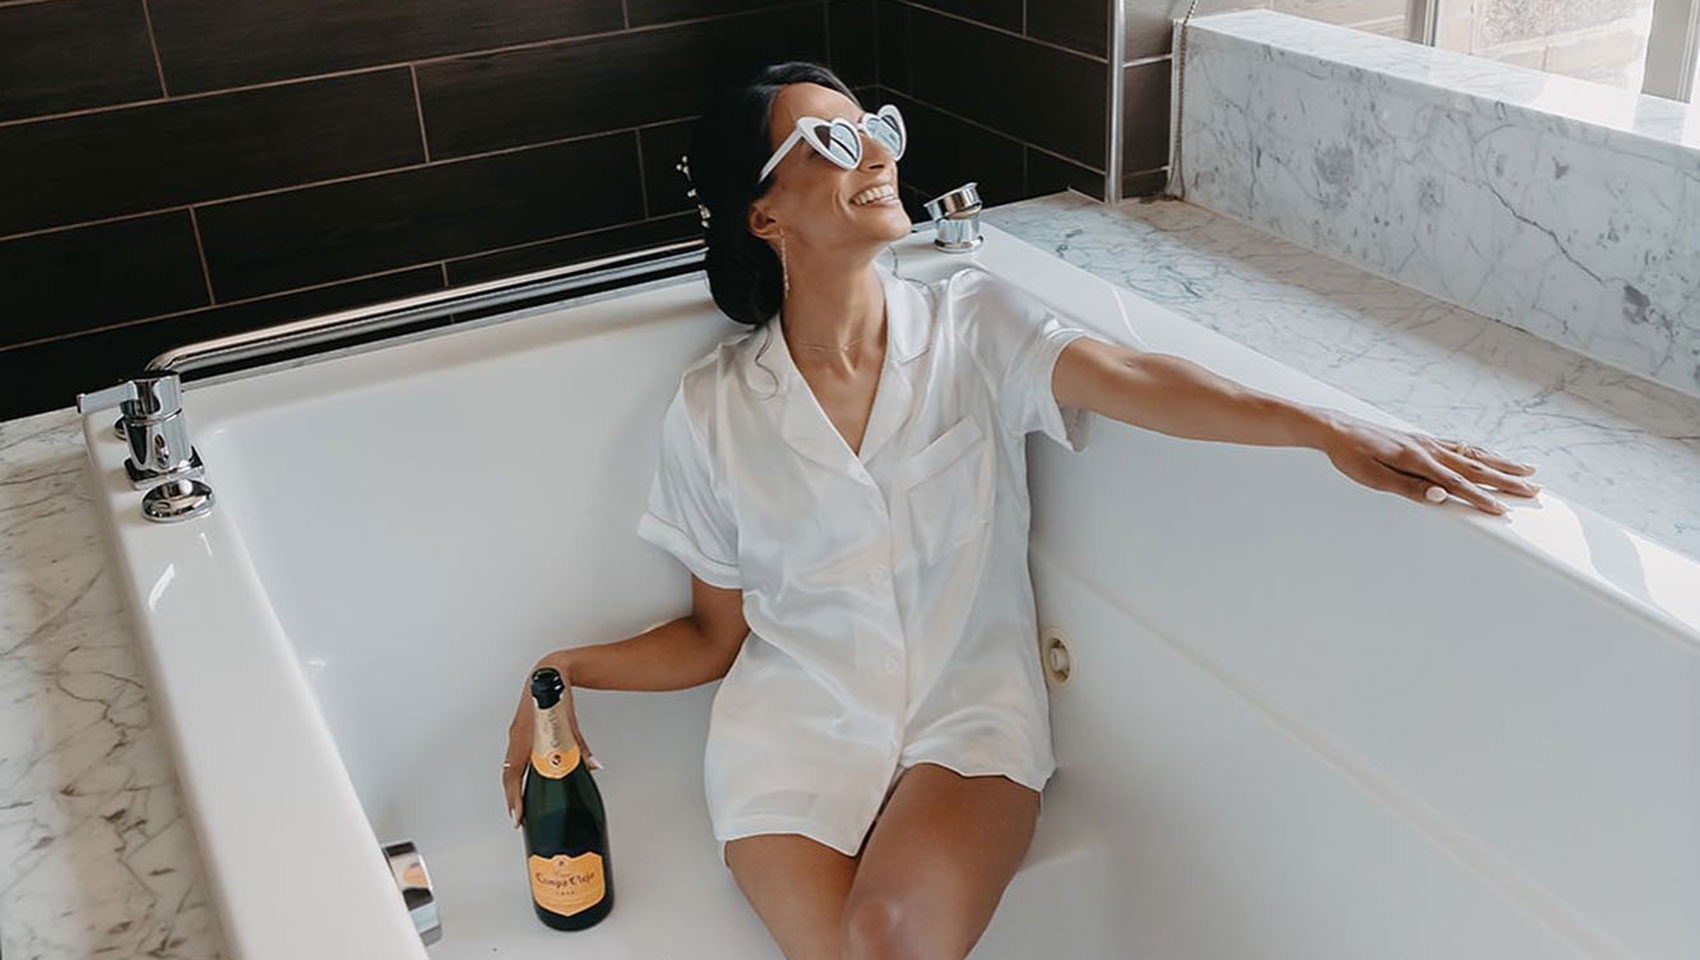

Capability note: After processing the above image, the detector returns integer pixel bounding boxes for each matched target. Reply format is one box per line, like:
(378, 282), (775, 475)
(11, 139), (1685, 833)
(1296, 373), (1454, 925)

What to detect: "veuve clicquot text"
(522, 666), (614, 930)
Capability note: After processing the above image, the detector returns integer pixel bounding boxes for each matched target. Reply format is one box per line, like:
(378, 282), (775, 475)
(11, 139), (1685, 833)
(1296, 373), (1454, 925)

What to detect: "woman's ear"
(747, 200), (781, 243)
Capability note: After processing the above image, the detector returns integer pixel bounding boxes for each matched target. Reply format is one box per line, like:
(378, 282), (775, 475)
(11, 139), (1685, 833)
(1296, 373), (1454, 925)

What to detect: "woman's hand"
(502, 651), (599, 829)
(1317, 413), (1540, 516)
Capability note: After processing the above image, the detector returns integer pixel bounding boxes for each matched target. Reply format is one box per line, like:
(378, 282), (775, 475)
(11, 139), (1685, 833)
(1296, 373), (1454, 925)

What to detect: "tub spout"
(923, 182), (985, 253)
(381, 839), (442, 946)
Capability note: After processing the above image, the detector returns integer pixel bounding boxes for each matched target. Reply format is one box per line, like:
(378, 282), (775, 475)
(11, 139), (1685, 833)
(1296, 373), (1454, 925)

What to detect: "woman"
(502, 61), (1540, 959)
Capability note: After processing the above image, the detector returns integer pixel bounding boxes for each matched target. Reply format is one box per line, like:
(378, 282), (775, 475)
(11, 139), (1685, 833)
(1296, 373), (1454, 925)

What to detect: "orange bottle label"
(530, 740), (580, 779)
(529, 850), (606, 916)
(530, 707), (581, 779)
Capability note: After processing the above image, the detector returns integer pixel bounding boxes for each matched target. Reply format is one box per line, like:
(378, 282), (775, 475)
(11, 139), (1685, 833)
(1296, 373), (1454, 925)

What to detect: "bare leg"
(724, 833), (859, 960)
(838, 762), (1041, 960)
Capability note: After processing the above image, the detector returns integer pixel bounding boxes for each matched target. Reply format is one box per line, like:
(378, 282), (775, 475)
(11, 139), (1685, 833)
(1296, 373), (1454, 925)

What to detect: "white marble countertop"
(3, 191), (1698, 958)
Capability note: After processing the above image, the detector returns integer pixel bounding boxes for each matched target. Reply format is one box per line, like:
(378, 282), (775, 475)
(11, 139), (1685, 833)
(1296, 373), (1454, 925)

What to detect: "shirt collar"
(738, 259), (931, 398)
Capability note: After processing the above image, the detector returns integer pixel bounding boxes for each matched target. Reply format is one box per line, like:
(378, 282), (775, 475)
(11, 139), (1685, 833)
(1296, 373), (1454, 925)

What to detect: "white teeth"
(851, 185), (897, 206)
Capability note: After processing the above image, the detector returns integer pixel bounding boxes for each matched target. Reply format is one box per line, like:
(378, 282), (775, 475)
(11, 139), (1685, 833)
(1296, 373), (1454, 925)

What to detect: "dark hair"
(686, 61), (859, 327)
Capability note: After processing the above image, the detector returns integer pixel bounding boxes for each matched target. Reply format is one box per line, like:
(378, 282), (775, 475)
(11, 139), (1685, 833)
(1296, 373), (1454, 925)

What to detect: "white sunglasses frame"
(757, 103), (906, 184)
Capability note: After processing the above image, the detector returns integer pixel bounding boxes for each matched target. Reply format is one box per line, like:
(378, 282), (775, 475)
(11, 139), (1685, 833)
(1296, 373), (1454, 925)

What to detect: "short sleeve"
(635, 384), (741, 588)
(953, 267), (1099, 453)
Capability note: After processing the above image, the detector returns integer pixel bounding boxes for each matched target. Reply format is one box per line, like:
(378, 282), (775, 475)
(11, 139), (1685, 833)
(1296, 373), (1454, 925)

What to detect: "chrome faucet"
(924, 182), (985, 252)
(76, 373), (216, 522)
(381, 839), (442, 946)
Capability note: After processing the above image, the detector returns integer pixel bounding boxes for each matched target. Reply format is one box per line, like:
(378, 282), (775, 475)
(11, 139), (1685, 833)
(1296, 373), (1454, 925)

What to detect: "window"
(1268, 0), (1413, 39)
(1434, 0), (1658, 92)
(1270, 0), (1700, 102)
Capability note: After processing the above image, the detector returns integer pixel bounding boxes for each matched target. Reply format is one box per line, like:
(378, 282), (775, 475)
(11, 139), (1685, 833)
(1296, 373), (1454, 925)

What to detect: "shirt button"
(884, 654), (901, 674)
(869, 567), (888, 584)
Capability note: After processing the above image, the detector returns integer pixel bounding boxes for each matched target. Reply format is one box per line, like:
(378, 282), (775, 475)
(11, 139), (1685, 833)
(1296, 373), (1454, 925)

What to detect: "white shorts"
(716, 760), (912, 868)
(714, 757), (1046, 868)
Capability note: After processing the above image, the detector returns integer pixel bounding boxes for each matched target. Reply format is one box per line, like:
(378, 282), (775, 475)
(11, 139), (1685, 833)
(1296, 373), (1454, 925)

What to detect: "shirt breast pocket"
(898, 415), (993, 565)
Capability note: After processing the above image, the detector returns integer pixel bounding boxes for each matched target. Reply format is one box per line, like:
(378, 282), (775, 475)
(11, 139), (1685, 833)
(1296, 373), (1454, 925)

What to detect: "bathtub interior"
(185, 271), (1120, 956)
(145, 233), (1700, 959)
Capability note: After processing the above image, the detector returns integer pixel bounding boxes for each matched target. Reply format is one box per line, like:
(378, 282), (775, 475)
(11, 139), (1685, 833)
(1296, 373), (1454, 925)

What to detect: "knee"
(840, 894), (955, 960)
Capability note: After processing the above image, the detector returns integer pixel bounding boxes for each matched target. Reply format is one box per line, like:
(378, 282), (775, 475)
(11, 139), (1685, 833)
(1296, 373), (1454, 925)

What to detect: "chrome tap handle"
(75, 380), (141, 414)
(74, 373), (203, 489)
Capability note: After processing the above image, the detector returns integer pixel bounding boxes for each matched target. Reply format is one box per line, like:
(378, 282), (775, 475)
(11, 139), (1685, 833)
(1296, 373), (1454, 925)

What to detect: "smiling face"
(745, 82), (912, 253)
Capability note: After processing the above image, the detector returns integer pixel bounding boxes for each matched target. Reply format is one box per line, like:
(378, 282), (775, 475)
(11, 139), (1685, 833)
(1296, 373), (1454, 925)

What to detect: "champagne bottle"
(522, 666), (614, 930)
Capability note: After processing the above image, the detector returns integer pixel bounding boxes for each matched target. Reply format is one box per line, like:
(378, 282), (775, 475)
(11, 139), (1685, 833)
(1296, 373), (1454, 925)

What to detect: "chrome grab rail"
(78, 235), (708, 523)
(147, 237), (707, 374)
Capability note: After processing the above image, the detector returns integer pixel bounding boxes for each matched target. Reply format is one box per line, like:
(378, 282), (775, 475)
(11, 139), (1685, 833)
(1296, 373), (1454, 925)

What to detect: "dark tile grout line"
(0, 62), (414, 131)
(633, 130), (650, 219)
(137, 0), (171, 98)
(186, 206), (215, 304)
(0, 111), (705, 245)
(0, 0), (825, 130)
(0, 210), (699, 355)
(408, 64), (432, 163)
(873, 83), (1107, 175)
(421, 208), (695, 273)
(897, 0), (1105, 63)
(1, 260), (440, 354)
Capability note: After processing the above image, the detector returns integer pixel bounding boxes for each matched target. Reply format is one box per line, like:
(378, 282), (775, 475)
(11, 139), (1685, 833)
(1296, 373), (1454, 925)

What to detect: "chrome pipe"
(147, 238), (708, 375)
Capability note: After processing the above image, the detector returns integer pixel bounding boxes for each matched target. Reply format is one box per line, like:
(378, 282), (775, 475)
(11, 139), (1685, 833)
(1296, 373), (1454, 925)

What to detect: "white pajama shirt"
(635, 259), (1101, 866)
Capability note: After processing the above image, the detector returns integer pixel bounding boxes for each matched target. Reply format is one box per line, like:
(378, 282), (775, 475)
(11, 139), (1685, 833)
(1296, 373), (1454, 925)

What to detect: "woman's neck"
(777, 252), (885, 374)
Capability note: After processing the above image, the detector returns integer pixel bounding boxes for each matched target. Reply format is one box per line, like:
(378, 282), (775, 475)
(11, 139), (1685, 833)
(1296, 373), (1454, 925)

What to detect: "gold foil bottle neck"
(530, 699), (582, 779)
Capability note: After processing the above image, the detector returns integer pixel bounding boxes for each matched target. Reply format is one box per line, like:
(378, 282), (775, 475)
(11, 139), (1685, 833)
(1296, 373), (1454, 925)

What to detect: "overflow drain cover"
(1038, 627), (1073, 688)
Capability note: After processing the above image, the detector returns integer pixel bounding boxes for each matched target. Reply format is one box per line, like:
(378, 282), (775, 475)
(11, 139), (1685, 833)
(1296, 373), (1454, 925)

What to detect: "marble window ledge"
(1170, 9), (1700, 402)
(1179, 9), (1700, 170)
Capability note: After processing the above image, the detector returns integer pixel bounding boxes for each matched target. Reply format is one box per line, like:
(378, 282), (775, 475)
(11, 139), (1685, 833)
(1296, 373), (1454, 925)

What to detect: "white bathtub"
(82, 224), (1700, 960)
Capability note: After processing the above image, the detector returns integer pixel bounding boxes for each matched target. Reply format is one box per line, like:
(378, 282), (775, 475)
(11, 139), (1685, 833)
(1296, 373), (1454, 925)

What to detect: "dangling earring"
(778, 226), (791, 299)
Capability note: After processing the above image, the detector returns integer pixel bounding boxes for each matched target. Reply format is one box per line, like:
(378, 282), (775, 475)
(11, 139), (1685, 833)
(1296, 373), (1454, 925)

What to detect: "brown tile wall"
(874, 0), (1112, 221)
(0, 0), (1121, 419)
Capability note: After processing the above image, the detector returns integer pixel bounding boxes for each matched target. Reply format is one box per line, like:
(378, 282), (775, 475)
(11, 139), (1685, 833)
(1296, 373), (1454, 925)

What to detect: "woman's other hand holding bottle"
(503, 652), (600, 829)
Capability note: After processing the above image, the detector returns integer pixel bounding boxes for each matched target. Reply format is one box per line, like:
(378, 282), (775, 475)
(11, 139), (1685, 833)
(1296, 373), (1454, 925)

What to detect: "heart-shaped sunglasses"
(757, 103), (907, 184)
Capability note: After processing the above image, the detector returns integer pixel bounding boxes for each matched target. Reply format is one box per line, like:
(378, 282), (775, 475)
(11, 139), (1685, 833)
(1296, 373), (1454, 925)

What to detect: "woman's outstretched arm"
(1051, 337), (1540, 516)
